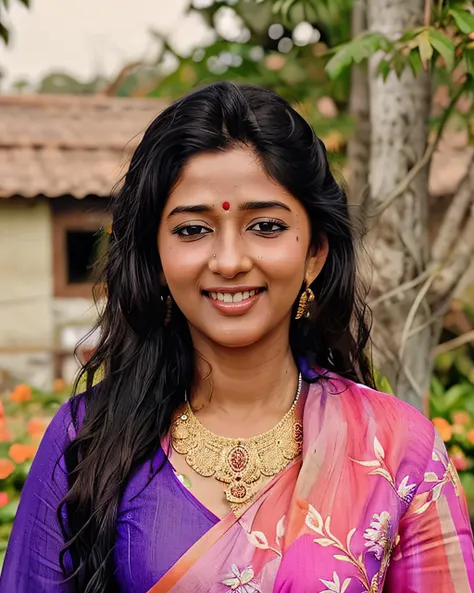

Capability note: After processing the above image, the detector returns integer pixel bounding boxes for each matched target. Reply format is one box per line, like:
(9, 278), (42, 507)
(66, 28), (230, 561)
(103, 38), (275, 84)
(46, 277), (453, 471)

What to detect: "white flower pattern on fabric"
(221, 564), (261, 593)
(351, 436), (417, 504)
(396, 476), (417, 501)
(363, 512), (392, 560)
(320, 571), (351, 593)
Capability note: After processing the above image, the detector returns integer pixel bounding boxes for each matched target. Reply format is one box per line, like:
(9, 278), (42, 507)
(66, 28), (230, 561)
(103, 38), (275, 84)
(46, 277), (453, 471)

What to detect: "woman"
(1, 82), (473, 593)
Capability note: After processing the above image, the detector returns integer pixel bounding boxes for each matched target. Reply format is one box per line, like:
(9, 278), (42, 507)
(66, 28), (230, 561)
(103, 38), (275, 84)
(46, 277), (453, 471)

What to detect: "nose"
(208, 231), (252, 279)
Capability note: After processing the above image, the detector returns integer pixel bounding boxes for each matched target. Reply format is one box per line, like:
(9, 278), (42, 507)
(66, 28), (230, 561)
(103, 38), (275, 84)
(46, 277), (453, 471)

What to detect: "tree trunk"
(347, 0), (370, 205)
(366, 0), (433, 410)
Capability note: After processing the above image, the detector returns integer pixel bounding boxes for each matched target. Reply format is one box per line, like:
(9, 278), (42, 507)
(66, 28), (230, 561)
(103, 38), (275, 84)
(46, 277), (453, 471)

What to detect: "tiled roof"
(0, 93), (471, 199)
(0, 94), (167, 198)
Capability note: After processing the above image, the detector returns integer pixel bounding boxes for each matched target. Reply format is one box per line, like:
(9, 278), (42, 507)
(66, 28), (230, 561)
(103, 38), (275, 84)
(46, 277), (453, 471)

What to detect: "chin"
(204, 326), (268, 349)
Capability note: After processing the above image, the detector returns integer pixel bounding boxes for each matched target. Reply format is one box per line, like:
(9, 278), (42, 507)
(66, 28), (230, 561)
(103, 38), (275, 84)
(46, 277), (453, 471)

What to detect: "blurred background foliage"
(0, 382), (69, 565)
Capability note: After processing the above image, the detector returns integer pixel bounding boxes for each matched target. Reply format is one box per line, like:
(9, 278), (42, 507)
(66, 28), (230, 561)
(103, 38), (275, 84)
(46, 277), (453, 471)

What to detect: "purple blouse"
(0, 397), (219, 592)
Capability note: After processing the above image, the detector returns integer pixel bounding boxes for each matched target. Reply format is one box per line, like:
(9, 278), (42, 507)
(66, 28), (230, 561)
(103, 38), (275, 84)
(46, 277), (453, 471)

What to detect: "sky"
(0, 0), (213, 90)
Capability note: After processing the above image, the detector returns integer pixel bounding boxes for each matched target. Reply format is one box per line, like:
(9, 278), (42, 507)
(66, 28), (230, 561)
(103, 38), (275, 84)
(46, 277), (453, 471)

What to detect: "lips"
(202, 287), (266, 315)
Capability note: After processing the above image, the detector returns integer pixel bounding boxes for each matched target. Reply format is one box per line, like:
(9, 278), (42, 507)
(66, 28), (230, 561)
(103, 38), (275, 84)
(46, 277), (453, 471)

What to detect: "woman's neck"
(189, 323), (299, 428)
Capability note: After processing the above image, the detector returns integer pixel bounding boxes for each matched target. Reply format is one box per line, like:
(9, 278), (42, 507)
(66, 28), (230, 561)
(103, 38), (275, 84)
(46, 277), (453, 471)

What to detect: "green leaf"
(465, 48), (474, 77)
(442, 383), (473, 412)
(450, 9), (474, 35)
(408, 49), (424, 76)
(417, 30), (433, 66)
(0, 501), (18, 524)
(325, 44), (354, 79)
(378, 58), (391, 81)
(0, 22), (9, 45)
(326, 33), (389, 79)
(374, 369), (394, 395)
(428, 29), (455, 70)
(273, 0), (298, 25)
(430, 375), (446, 399)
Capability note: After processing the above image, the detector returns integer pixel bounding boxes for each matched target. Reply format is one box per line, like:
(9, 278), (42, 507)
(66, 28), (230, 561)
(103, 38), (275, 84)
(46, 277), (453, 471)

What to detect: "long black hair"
(59, 82), (374, 591)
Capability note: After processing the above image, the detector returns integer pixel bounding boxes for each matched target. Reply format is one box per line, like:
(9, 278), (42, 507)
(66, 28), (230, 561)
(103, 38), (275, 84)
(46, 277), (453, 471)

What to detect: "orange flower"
(10, 384), (32, 403)
(467, 429), (474, 444)
(432, 417), (453, 442)
(0, 492), (8, 507)
(53, 378), (66, 393)
(452, 424), (466, 436)
(27, 418), (49, 437)
(0, 459), (15, 479)
(451, 411), (471, 426)
(0, 428), (12, 442)
(265, 54), (286, 71)
(9, 444), (37, 464)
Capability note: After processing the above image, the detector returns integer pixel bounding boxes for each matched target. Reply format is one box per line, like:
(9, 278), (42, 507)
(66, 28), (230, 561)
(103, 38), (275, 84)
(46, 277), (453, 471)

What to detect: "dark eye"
(249, 221), (288, 234)
(174, 225), (211, 237)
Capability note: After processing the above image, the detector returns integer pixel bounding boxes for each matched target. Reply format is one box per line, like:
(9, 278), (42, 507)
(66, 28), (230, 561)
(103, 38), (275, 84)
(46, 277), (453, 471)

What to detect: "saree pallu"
(148, 374), (474, 593)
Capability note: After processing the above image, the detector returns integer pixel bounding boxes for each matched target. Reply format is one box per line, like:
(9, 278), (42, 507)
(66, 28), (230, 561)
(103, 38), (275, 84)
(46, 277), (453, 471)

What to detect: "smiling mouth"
(202, 288), (266, 303)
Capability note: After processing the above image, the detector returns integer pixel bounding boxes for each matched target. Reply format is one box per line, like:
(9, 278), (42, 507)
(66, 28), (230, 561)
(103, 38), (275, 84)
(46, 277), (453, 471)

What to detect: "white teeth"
(209, 290), (261, 303)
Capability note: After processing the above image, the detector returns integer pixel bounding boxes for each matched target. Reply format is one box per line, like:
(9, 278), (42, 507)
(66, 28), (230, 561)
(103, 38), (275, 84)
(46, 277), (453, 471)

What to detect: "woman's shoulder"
(311, 371), (437, 478)
(42, 388), (88, 449)
(348, 379), (433, 430)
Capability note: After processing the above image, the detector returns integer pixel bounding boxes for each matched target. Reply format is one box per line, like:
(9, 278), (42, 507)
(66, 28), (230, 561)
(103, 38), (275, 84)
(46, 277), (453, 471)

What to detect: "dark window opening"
(66, 230), (99, 284)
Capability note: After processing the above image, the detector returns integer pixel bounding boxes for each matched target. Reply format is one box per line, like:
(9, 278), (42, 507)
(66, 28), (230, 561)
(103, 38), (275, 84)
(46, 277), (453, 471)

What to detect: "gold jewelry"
(170, 374), (303, 509)
(295, 287), (315, 320)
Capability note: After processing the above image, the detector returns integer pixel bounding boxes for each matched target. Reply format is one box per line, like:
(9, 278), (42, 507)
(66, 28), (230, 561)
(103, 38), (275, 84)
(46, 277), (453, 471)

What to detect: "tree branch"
(369, 82), (467, 219)
(398, 269), (439, 360)
(431, 153), (474, 263)
(424, 0), (432, 26)
(432, 329), (474, 358)
(431, 199), (474, 298)
(368, 268), (433, 308)
(100, 60), (145, 96)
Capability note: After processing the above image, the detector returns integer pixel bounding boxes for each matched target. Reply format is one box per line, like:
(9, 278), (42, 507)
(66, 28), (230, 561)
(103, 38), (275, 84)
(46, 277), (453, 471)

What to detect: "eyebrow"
(167, 200), (291, 218)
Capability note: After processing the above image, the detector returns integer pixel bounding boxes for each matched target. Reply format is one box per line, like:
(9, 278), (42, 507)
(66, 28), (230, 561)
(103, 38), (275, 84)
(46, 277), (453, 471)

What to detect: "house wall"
(0, 199), (97, 389)
(0, 199), (54, 387)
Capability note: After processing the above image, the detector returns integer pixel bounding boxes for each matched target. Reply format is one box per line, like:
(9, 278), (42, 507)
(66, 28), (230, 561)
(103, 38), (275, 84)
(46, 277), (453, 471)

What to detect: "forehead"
(167, 147), (296, 207)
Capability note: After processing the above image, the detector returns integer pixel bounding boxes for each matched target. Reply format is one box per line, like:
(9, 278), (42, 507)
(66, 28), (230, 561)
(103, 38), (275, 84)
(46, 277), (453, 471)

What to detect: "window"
(66, 230), (99, 284)
(52, 203), (110, 298)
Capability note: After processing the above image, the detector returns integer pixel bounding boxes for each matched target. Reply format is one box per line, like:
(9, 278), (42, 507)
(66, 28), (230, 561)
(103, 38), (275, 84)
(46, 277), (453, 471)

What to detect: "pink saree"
(148, 373), (474, 593)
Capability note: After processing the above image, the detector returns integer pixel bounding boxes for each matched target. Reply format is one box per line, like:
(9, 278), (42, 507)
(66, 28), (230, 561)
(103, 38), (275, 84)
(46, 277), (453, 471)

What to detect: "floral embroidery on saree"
(305, 504), (398, 592)
(221, 564), (261, 592)
(320, 571), (351, 593)
(350, 436), (417, 504)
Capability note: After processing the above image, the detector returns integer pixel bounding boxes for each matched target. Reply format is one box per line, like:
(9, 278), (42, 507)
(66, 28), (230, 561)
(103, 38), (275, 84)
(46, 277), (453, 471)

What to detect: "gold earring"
(295, 287), (315, 320)
(165, 295), (173, 326)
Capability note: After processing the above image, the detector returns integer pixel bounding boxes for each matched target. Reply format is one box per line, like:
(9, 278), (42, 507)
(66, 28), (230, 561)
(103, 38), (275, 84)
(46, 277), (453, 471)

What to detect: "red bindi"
(222, 201), (230, 211)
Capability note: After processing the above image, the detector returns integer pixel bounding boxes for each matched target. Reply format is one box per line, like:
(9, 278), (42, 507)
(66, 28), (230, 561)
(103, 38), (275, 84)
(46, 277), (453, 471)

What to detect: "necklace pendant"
(226, 480), (253, 506)
(228, 444), (249, 473)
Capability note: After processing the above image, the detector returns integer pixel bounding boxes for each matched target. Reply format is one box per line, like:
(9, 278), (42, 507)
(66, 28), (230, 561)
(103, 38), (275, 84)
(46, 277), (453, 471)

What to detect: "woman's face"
(158, 147), (326, 348)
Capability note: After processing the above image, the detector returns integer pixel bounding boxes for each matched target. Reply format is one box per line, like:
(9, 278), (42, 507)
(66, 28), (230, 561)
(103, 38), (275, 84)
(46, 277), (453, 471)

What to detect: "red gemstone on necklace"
(229, 445), (249, 472)
(222, 201), (230, 211)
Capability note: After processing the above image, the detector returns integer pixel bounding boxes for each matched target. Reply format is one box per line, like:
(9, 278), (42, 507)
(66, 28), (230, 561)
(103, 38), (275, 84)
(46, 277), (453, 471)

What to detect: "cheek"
(158, 235), (207, 287)
(258, 234), (309, 283)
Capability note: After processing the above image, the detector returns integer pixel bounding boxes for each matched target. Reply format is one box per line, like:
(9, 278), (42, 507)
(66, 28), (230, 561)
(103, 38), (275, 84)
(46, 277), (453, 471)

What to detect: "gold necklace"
(170, 374), (303, 509)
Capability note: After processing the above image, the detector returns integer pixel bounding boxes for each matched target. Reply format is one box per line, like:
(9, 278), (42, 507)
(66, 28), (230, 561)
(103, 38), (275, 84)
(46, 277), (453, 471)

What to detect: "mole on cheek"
(296, 236), (299, 242)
